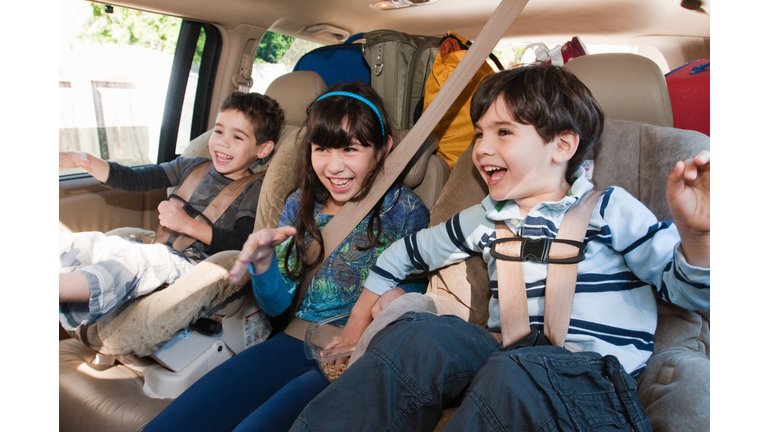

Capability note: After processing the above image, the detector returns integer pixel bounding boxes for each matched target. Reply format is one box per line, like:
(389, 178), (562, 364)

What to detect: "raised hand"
(59, 151), (110, 182)
(667, 150), (710, 267)
(229, 226), (297, 283)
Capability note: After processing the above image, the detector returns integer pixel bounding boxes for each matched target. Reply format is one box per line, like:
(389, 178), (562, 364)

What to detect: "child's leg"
(59, 239), (196, 330)
(59, 272), (91, 303)
(59, 231), (136, 272)
(232, 366), (329, 432)
(290, 312), (500, 432)
(444, 347), (652, 432)
(144, 332), (323, 432)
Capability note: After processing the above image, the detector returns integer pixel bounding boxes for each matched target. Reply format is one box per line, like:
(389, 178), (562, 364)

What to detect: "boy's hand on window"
(59, 151), (91, 171)
(230, 226), (297, 282)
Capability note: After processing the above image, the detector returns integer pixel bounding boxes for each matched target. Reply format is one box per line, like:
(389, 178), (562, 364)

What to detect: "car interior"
(56, 0), (711, 430)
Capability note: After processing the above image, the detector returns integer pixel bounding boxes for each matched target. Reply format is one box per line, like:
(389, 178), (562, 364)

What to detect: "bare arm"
(59, 151), (111, 183)
(667, 150), (710, 268)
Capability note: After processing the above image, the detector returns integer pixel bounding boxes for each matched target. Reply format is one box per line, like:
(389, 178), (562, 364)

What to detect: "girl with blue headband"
(145, 82), (430, 432)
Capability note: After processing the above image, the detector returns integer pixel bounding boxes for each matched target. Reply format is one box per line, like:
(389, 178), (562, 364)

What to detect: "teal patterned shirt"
(254, 184), (429, 322)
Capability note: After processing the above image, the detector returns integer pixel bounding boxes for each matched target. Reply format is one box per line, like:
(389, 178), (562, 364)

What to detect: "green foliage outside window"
(79, 4), (206, 65)
(254, 31), (295, 64)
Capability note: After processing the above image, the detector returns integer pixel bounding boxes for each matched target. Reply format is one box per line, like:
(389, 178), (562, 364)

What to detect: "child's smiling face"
(208, 109), (267, 180)
(311, 135), (380, 215)
(472, 97), (572, 215)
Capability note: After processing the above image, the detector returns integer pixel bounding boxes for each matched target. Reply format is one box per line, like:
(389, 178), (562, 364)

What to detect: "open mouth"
(482, 166), (507, 185)
(215, 152), (234, 164)
(328, 177), (353, 191)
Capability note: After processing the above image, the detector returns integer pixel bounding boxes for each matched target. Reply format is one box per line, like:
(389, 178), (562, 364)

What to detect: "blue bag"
(293, 33), (370, 87)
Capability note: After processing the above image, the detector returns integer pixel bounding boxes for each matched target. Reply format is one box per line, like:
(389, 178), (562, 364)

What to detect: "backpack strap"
(494, 189), (603, 347)
(154, 161), (266, 252)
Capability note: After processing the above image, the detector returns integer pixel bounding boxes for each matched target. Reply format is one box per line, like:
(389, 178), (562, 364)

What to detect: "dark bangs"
(305, 97), (386, 151)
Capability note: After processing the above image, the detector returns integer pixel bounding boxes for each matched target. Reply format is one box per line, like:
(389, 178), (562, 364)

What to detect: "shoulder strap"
(153, 161), (212, 247)
(155, 162), (266, 252)
(288, 0), (529, 320)
(495, 189), (603, 347)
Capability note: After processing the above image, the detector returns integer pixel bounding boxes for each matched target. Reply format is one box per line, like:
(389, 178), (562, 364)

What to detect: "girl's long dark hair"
(284, 82), (394, 281)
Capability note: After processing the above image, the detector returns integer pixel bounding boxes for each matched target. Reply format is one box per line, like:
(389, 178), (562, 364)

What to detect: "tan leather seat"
(564, 52), (674, 128)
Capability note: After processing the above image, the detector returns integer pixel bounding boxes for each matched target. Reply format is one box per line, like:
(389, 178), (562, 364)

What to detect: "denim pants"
(145, 332), (329, 432)
(291, 312), (652, 432)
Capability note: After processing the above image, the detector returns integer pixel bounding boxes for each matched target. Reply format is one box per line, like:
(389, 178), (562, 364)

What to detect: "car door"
(59, 3), (221, 235)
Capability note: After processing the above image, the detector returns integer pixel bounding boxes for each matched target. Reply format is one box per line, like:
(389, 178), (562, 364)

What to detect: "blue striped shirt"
(365, 169), (710, 373)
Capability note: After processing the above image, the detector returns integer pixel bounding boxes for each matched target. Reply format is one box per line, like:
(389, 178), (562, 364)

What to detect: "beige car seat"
(355, 54), (709, 432)
(60, 70), (450, 431)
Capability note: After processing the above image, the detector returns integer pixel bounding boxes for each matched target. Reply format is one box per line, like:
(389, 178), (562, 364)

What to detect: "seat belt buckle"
(490, 237), (586, 264)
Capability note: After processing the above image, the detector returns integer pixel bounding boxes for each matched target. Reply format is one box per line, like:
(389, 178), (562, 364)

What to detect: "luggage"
(293, 33), (370, 87)
(665, 59), (710, 136)
(362, 30), (442, 129)
(422, 32), (501, 168)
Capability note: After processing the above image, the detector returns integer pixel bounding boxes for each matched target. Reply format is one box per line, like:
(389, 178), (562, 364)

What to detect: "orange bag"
(422, 32), (501, 168)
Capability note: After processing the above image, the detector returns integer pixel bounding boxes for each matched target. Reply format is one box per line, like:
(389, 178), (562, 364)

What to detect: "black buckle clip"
(490, 238), (586, 264)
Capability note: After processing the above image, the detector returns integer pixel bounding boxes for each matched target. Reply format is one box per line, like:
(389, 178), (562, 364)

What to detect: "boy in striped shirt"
(292, 65), (709, 432)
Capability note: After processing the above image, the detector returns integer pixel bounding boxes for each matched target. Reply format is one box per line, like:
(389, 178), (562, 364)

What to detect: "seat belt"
(494, 189), (603, 348)
(282, 0), (530, 337)
(153, 160), (266, 252)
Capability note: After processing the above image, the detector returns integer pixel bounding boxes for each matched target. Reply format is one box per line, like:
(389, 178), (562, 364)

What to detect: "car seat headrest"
(181, 71), (328, 159)
(564, 53), (674, 128)
(264, 71), (328, 127)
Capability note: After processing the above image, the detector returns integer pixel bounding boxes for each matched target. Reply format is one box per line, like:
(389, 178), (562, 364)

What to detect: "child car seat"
(59, 70), (328, 432)
(59, 70), (450, 432)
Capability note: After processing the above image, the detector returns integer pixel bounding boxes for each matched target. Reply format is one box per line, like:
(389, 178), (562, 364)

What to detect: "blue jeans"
(145, 332), (329, 432)
(291, 312), (652, 432)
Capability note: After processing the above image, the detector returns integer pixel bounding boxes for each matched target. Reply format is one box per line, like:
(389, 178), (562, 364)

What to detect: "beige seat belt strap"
(495, 189), (602, 348)
(284, 0), (530, 329)
(154, 161), (266, 252)
(153, 161), (212, 248)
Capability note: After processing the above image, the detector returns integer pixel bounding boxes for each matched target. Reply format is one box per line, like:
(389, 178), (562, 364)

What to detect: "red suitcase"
(665, 59), (710, 136)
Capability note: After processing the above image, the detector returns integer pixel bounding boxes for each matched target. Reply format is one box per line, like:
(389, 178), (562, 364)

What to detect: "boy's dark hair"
(219, 92), (285, 145)
(286, 81), (394, 281)
(470, 65), (604, 179)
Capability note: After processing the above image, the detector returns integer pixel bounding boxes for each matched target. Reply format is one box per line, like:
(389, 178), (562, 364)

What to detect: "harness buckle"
(490, 237), (586, 264)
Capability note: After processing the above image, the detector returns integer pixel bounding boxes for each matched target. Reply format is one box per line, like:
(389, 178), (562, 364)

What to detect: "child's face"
(311, 135), (382, 215)
(472, 97), (570, 211)
(208, 109), (266, 180)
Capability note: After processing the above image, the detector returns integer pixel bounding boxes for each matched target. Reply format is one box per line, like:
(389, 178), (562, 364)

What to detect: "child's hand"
(157, 200), (194, 233)
(229, 226), (297, 283)
(59, 151), (91, 171)
(371, 287), (405, 319)
(59, 151), (110, 182)
(667, 150), (710, 267)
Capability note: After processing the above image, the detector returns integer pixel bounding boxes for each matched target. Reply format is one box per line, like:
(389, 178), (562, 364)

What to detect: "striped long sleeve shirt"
(364, 170), (710, 373)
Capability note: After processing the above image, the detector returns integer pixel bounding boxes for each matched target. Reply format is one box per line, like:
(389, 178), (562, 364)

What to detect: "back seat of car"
(60, 67), (451, 432)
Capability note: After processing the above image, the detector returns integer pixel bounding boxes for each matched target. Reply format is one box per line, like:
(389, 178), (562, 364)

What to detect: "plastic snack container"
(303, 313), (356, 381)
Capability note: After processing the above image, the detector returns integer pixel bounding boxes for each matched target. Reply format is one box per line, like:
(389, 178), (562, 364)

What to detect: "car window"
(250, 31), (323, 94)
(59, 2), (206, 176)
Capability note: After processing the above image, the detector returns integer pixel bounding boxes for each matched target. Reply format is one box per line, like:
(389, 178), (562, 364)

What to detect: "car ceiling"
(97, 0), (709, 46)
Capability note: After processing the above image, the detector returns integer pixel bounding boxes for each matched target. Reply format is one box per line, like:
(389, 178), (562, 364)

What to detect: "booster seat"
(59, 69), (451, 431)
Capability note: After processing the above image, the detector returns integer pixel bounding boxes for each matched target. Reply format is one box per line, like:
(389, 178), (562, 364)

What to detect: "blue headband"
(315, 91), (386, 138)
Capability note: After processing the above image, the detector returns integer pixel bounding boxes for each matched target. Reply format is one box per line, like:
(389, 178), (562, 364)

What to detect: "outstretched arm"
(667, 150), (710, 268)
(59, 151), (110, 183)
